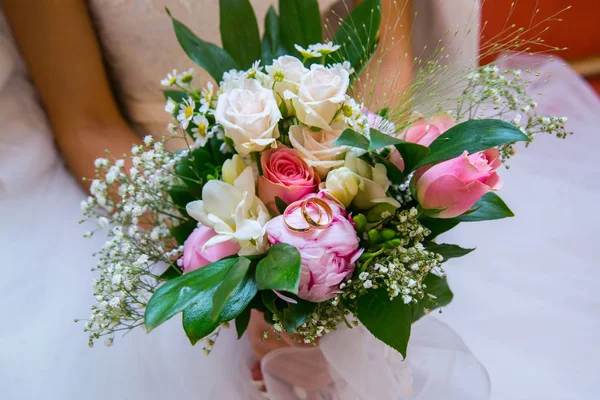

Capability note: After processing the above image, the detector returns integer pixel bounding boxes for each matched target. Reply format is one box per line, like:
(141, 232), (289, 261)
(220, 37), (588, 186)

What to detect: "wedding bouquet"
(80, 0), (569, 357)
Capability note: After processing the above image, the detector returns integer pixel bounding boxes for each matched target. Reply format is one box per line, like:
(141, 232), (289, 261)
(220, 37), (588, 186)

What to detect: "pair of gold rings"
(283, 197), (334, 232)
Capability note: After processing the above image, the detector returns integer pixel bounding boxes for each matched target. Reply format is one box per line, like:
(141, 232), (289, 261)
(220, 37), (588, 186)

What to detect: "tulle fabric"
(260, 317), (490, 400)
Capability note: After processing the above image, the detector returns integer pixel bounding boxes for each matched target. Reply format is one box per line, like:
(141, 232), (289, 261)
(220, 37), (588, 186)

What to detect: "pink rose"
(265, 191), (361, 302)
(177, 226), (240, 273)
(415, 149), (503, 218)
(390, 114), (456, 171)
(258, 147), (320, 214)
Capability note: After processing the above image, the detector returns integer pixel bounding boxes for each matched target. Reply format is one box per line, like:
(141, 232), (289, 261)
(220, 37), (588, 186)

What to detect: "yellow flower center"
(185, 106), (193, 119)
(197, 123), (206, 137)
(342, 104), (353, 118)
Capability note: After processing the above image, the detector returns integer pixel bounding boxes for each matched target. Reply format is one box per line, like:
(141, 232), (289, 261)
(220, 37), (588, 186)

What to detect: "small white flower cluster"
(455, 65), (571, 161)
(336, 96), (370, 136)
(81, 136), (191, 345)
(346, 208), (443, 304)
(294, 41), (341, 60)
(162, 69), (220, 149)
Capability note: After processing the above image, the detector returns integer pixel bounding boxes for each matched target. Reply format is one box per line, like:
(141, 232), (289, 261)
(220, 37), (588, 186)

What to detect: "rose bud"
(415, 149), (503, 218)
(389, 114), (456, 171)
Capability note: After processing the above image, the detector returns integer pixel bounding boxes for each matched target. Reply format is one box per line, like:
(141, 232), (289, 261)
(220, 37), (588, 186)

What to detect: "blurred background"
(481, 0), (600, 93)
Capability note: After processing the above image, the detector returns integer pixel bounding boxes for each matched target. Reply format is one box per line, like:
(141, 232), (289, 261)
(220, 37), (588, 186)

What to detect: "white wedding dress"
(2, 1), (598, 399)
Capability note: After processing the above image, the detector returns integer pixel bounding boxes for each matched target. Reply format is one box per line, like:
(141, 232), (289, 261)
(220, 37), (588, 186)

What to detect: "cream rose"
(288, 124), (349, 178)
(285, 64), (349, 130)
(215, 79), (281, 155)
(324, 167), (361, 207)
(266, 55), (308, 99)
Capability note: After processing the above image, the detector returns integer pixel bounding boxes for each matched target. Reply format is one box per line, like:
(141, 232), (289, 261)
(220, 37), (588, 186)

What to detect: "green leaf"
(332, 128), (370, 150)
(282, 297), (317, 333)
(167, 8), (240, 82)
(235, 306), (252, 339)
(255, 243), (302, 293)
(210, 257), (251, 320)
(419, 215), (460, 239)
(425, 243), (475, 261)
(182, 269), (257, 344)
(159, 264), (183, 281)
(162, 90), (188, 102)
(368, 128), (403, 151)
(279, 0), (322, 54)
(170, 220), (197, 246)
(393, 141), (430, 175)
(355, 287), (411, 357)
(370, 152), (405, 185)
(261, 6), (286, 64)
(167, 185), (197, 217)
(274, 196), (288, 214)
(219, 0), (261, 69)
(411, 274), (453, 322)
(456, 192), (514, 222)
(145, 258), (238, 332)
(332, 0), (381, 74)
(414, 119), (530, 169)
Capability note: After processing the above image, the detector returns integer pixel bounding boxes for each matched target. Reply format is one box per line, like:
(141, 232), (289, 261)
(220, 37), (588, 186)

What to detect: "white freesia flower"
(215, 79), (281, 155)
(285, 64), (349, 130)
(343, 151), (400, 210)
(222, 154), (247, 185)
(177, 97), (195, 129)
(265, 55), (308, 98)
(186, 167), (270, 256)
(288, 124), (349, 178)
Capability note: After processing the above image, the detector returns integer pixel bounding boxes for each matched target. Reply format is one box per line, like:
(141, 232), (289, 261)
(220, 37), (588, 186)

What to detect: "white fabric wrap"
(260, 317), (491, 399)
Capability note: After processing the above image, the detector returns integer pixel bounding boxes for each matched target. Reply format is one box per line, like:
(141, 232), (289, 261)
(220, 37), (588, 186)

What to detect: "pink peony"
(265, 191), (361, 302)
(390, 114), (456, 171)
(177, 226), (240, 273)
(257, 147), (320, 214)
(415, 149), (503, 218)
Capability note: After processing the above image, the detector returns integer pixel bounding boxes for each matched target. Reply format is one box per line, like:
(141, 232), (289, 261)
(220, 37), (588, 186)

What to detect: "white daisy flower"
(177, 68), (194, 85)
(246, 60), (262, 79)
(200, 82), (214, 113)
(294, 44), (320, 59)
(177, 97), (195, 129)
(191, 114), (210, 146)
(164, 97), (177, 113)
(160, 69), (178, 86)
(329, 60), (355, 75)
(308, 41), (341, 55)
(167, 122), (178, 135)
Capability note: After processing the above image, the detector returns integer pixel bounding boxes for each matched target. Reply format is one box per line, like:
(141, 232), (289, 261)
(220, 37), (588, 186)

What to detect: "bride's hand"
(246, 310), (318, 361)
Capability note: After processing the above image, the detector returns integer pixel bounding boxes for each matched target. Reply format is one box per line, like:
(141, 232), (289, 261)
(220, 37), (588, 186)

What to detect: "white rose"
(324, 167), (361, 207)
(215, 79), (281, 155)
(343, 152), (400, 210)
(288, 124), (349, 178)
(266, 55), (308, 99)
(186, 167), (270, 256)
(285, 64), (349, 130)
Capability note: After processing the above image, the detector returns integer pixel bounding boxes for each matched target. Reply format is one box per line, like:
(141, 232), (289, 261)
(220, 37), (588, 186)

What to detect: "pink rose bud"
(177, 226), (240, 273)
(390, 114), (456, 172)
(415, 149), (503, 218)
(265, 191), (361, 302)
(258, 147), (320, 214)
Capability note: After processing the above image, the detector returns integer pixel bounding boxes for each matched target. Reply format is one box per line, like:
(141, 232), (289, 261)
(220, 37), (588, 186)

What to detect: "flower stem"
(252, 152), (263, 176)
